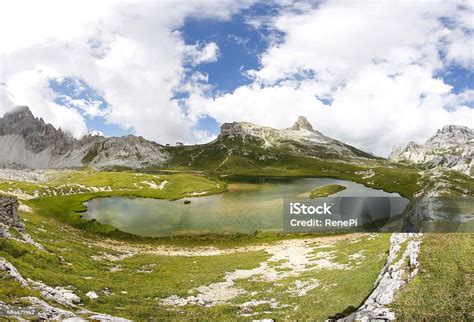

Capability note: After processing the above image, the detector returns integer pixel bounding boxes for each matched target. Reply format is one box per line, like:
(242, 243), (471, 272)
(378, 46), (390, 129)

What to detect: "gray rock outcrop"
(0, 256), (130, 320)
(28, 280), (81, 307)
(0, 257), (29, 287)
(0, 196), (24, 232)
(339, 233), (422, 321)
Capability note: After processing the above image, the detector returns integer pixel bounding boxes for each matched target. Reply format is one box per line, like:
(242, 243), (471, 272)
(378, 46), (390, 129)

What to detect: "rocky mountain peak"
(0, 107), (170, 170)
(439, 124), (471, 133)
(0, 106), (78, 155)
(291, 116), (314, 132)
(405, 141), (421, 149)
(3, 106), (36, 122)
(390, 124), (474, 175)
(388, 145), (402, 160)
(432, 125), (473, 141)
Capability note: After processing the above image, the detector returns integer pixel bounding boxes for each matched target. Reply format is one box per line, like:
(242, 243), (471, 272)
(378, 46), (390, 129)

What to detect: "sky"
(0, 0), (473, 156)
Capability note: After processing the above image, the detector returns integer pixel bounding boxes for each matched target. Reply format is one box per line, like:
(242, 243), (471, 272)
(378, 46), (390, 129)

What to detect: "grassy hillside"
(391, 233), (473, 320)
(162, 135), (378, 172)
(0, 162), (472, 320)
(1, 203), (391, 320)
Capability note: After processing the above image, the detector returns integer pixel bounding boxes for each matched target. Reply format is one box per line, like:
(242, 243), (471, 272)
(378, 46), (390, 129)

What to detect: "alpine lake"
(82, 177), (410, 237)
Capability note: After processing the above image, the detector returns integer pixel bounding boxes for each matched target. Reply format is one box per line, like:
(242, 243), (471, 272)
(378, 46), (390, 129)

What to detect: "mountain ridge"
(2, 107), (471, 175)
(217, 116), (374, 160)
(389, 125), (474, 175)
(0, 107), (168, 169)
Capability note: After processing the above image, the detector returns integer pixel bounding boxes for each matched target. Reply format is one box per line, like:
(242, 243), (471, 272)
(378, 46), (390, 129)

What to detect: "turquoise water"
(83, 177), (405, 237)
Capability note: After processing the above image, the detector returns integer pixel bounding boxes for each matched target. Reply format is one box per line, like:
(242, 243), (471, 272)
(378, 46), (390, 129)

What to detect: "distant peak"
(406, 141), (420, 147)
(439, 124), (471, 133)
(291, 116), (314, 132)
(4, 106), (34, 117)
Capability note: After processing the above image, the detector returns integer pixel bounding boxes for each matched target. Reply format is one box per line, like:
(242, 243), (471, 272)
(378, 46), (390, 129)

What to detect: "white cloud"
(0, 0), (254, 141)
(90, 130), (105, 137)
(189, 0), (474, 156)
(186, 42), (220, 65)
(443, 2), (474, 69)
(4, 68), (88, 137)
(0, 0), (472, 156)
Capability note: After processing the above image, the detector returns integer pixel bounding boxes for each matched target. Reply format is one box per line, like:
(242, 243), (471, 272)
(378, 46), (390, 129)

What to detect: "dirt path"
(92, 233), (363, 257)
(155, 233), (366, 307)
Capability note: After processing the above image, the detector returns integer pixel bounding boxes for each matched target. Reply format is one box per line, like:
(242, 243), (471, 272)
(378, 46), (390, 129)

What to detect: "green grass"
(231, 234), (390, 320)
(160, 135), (422, 199)
(0, 200), (393, 320)
(0, 161), (472, 320)
(0, 236), (269, 320)
(0, 271), (39, 304)
(0, 215), (391, 320)
(310, 184), (346, 198)
(17, 171), (228, 242)
(24, 193), (345, 247)
(0, 170), (226, 199)
(9, 164), (420, 245)
(391, 233), (473, 321)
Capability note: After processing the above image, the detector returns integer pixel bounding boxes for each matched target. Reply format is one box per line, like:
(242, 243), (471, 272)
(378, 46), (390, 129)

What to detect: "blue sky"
(49, 77), (133, 137)
(46, 3), (282, 137)
(1, 1), (473, 155)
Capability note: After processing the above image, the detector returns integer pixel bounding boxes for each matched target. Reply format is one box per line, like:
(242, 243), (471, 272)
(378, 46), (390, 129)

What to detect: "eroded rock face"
(89, 135), (169, 169)
(0, 197), (24, 232)
(0, 107), (169, 170)
(0, 106), (77, 155)
(390, 125), (474, 175)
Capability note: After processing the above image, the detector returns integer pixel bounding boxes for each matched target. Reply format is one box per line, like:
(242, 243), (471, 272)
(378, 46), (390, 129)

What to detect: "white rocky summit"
(219, 116), (373, 160)
(389, 125), (474, 175)
(290, 116), (317, 132)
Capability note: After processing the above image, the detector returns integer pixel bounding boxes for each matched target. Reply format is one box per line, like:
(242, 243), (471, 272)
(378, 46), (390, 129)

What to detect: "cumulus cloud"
(189, 0), (474, 156)
(0, 0), (254, 141)
(0, 0), (472, 156)
(186, 42), (220, 65)
(4, 68), (88, 137)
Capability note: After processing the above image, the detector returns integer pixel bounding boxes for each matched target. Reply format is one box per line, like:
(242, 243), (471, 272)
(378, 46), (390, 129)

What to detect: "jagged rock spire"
(291, 116), (314, 132)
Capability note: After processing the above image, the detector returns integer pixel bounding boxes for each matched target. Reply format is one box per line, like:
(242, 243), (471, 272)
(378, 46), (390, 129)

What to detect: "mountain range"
(389, 125), (473, 175)
(0, 106), (169, 169)
(0, 107), (472, 175)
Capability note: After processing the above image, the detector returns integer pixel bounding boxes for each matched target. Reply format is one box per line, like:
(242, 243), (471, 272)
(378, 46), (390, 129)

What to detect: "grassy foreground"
(0, 169), (392, 320)
(1, 205), (390, 320)
(0, 167), (473, 320)
(391, 233), (473, 320)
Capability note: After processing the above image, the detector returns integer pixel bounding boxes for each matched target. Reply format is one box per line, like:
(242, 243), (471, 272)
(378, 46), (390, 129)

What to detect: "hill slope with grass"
(164, 116), (377, 172)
